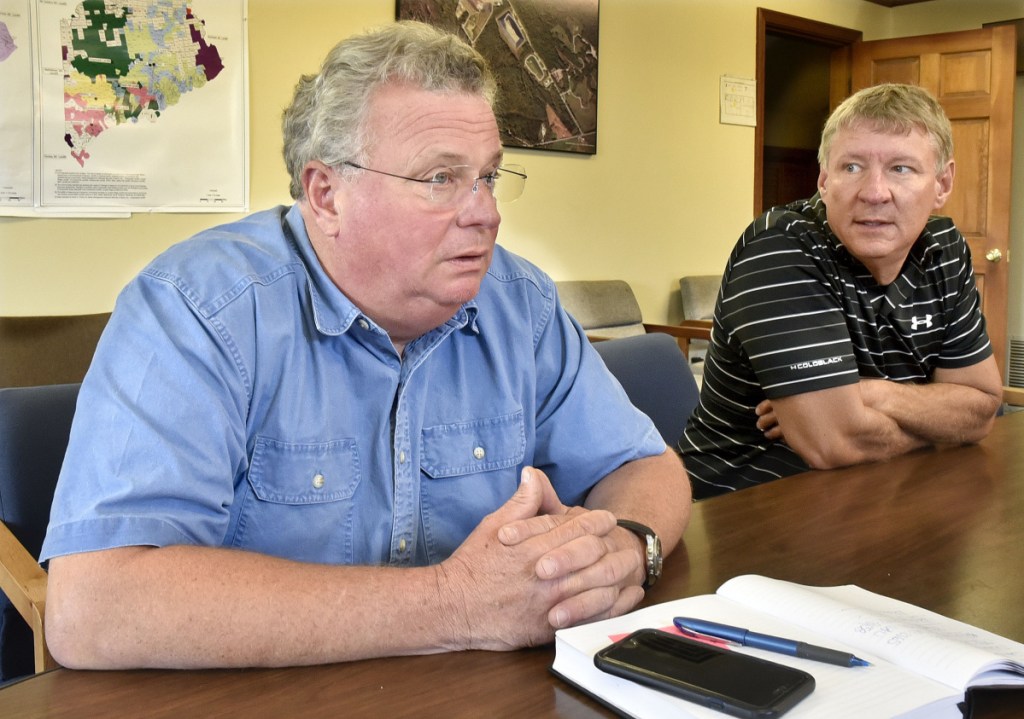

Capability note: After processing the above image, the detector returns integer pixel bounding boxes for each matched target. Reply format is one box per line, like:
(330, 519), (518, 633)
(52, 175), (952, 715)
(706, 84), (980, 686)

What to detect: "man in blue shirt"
(42, 22), (690, 668)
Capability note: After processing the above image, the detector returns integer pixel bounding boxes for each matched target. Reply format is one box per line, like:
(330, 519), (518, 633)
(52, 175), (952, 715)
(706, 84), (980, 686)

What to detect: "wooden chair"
(0, 383), (79, 681)
(555, 280), (711, 359)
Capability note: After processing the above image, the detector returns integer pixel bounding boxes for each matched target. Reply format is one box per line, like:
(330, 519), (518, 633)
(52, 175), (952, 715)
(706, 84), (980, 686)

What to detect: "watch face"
(650, 536), (663, 579)
(648, 535), (663, 582)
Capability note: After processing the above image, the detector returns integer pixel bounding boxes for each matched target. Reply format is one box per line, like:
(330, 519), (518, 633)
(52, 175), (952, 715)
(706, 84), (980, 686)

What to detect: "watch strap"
(616, 519), (663, 590)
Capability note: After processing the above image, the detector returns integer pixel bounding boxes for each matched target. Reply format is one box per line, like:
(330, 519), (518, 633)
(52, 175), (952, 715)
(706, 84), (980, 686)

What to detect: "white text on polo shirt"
(790, 356), (844, 371)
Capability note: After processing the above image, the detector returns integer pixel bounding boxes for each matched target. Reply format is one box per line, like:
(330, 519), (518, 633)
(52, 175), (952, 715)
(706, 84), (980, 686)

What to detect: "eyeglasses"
(341, 162), (527, 205)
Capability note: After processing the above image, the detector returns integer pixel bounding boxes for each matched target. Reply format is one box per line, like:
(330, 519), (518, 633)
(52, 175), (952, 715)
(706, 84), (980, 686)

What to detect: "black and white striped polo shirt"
(679, 194), (992, 499)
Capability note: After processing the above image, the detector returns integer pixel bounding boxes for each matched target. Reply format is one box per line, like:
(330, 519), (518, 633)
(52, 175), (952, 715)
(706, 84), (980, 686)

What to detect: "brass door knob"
(986, 248), (1003, 263)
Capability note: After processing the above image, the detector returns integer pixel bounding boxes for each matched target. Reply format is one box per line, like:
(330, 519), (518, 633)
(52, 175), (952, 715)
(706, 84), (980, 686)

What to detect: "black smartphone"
(594, 628), (815, 719)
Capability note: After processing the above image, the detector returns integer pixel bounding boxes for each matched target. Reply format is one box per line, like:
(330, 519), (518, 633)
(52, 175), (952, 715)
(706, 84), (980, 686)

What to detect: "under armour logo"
(910, 315), (933, 330)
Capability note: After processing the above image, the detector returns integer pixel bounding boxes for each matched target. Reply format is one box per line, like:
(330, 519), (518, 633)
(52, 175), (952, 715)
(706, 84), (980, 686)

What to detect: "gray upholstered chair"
(555, 280), (710, 359)
(678, 275), (720, 323)
(677, 276), (720, 375)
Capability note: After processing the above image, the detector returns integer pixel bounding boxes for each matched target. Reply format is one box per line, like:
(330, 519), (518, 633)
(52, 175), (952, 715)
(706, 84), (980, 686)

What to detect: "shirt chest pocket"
(248, 436), (360, 503)
(235, 436), (361, 563)
(420, 410), (525, 478)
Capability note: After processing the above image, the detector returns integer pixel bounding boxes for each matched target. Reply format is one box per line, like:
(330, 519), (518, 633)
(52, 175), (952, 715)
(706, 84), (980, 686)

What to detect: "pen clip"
(675, 626), (741, 648)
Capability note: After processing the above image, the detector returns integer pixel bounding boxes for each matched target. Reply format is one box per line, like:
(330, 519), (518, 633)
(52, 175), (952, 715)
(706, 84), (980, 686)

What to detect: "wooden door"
(849, 25), (1017, 379)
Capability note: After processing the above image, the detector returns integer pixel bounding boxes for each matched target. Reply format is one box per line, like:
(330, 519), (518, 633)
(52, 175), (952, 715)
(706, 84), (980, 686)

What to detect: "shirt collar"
(281, 204), (363, 336)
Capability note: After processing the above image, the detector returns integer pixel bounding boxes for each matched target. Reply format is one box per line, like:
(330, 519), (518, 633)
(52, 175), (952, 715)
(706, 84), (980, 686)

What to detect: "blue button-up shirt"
(42, 205), (664, 567)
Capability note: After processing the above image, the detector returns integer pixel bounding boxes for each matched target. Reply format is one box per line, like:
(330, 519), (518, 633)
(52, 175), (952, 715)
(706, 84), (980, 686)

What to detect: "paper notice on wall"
(720, 75), (756, 127)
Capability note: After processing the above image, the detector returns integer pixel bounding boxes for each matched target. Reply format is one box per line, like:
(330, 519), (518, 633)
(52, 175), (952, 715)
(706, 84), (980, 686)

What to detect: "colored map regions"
(0, 21), (16, 61)
(62, 0), (224, 167)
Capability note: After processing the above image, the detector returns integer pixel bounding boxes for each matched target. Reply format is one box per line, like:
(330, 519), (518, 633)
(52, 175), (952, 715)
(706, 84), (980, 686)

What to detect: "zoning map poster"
(0, 0), (247, 215)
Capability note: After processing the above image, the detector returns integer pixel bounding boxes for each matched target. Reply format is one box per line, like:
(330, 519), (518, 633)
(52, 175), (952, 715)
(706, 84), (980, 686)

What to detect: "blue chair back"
(0, 383), (80, 682)
(593, 333), (699, 446)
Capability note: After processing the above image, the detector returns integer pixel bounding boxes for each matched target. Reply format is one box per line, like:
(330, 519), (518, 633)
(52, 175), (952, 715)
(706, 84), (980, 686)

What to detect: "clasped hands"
(438, 467), (645, 652)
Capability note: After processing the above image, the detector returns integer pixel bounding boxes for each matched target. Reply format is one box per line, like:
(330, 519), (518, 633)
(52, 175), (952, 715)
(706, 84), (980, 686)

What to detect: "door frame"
(754, 9), (862, 217)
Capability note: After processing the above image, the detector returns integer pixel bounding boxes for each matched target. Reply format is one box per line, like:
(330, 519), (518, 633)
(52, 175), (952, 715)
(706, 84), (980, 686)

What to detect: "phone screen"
(594, 629), (815, 718)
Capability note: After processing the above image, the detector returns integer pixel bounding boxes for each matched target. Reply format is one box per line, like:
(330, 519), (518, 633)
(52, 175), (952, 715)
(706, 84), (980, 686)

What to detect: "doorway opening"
(762, 35), (831, 210)
(754, 9), (861, 216)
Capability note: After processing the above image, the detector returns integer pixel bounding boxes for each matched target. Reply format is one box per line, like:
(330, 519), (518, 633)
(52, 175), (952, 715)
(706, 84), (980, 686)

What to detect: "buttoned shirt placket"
(386, 310), (469, 567)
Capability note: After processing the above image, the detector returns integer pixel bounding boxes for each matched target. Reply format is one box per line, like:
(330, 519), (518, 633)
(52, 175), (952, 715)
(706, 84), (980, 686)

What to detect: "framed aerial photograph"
(396, 1), (600, 155)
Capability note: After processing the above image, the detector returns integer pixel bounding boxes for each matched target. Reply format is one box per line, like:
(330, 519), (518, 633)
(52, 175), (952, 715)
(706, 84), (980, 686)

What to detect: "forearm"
(769, 386), (929, 470)
(860, 378), (1000, 445)
(822, 403), (930, 467)
(583, 449), (691, 558)
(46, 545), (464, 670)
(47, 469), (621, 670)
(769, 358), (1001, 470)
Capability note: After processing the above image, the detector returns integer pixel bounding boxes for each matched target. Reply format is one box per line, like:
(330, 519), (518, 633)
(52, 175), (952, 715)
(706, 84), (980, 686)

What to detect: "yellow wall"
(1, 0), (1020, 333)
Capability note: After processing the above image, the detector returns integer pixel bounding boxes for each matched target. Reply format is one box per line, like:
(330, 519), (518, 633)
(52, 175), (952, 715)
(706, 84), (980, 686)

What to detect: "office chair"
(0, 383), (79, 682)
(593, 333), (699, 446)
(556, 280), (711, 360)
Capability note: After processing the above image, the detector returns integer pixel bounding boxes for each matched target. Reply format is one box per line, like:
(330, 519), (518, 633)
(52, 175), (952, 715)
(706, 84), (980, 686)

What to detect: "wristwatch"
(617, 519), (663, 590)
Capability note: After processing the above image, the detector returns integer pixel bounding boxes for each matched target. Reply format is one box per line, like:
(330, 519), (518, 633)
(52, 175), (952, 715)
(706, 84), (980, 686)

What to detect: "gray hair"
(282, 21), (497, 200)
(818, 83), (953, 175)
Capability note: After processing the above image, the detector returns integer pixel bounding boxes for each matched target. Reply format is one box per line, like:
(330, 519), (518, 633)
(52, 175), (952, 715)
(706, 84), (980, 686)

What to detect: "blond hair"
(818, 83), (953, 174)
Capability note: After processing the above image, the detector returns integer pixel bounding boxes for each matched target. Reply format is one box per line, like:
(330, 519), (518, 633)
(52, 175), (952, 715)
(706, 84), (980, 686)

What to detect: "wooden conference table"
(5, 412), (1024, 718)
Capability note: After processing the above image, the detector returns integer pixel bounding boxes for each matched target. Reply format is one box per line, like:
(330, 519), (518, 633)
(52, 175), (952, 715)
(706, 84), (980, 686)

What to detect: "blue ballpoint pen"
(674, 617), (871, 668)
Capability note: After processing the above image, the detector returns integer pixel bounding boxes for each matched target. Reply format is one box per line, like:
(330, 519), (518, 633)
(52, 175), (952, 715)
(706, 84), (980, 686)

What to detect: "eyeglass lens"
(342, 161), (526, 205)
(427, 165), (526, 205)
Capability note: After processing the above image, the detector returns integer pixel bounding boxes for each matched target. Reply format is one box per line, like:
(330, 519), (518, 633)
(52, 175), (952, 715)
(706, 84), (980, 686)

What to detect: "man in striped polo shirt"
(680, 84), (1003, 499)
